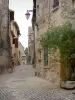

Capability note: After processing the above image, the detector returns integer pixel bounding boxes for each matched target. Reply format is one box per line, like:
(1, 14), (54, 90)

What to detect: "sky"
(9, 0), (33, 48)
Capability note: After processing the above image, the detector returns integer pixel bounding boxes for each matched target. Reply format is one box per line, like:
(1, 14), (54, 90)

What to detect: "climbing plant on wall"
(40, 23), (75, 68)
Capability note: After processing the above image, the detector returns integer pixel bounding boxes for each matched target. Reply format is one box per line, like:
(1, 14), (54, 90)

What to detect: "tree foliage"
(40, 23), (75, 66)
(24, 47), (28, 56)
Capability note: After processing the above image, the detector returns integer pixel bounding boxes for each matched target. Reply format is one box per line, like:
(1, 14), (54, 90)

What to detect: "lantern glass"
(25, 13), (30, 20)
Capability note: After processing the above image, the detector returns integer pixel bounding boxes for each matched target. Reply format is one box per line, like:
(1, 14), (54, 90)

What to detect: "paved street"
(0, 65), (75, 100)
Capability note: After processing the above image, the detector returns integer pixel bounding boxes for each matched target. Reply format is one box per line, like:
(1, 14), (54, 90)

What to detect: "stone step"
(60, 81), (75, 90)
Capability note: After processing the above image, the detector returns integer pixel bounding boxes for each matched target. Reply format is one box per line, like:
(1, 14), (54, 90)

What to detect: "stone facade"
(28, 26), (34, 64)
(0, 0), (10, 70)
(9, 10), (20, 66)
(18, 41), (27, 65)
(33, 0), (75, 86)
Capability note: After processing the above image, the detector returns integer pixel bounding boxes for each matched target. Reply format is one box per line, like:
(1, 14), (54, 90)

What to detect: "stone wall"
(10, 21), (19, 66)
(0, 0), (10, 69)
(28, 26), (34, 64)
(35, 0), (75, 86)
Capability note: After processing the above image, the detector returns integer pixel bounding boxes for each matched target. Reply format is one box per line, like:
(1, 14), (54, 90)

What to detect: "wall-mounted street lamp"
(25, 10), (33, 20)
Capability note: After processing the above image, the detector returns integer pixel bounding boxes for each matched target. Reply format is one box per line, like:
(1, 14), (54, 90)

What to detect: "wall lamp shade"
(25, 11), (30, 20)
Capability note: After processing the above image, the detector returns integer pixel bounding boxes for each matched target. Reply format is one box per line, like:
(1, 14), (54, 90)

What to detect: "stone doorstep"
(66, 81), (75, 84)
(60, 81), (75, 89)
(65, 81), (75, 88)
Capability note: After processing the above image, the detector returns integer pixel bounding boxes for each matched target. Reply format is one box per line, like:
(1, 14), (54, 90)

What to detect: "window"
(13, 38), (18, 48)
(15, 38), (18, 48)
(72, 0), (75, 7)
(13, 38), (15, 44)
(72, 0), (75, 4)
(53, 0), (59, 8)
(44, 48), (48, 66)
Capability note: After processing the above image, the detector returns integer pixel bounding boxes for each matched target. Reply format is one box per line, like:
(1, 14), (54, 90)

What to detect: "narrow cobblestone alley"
(0, 65), (75, 100)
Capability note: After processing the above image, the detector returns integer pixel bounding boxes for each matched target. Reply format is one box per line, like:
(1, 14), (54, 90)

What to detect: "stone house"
(18, 41), (27, 65)
(9, 10), (20, 66)
(28, 26), (35, 64)
(32, 0), (75, 87)
(0, 0), (10, 72)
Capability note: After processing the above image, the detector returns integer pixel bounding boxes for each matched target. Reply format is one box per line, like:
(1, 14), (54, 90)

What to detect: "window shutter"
(13, 38), (15, 44)
(53, 0), (59, 8)
(10, 11), (14, 21)
(15, 38), (18, 48)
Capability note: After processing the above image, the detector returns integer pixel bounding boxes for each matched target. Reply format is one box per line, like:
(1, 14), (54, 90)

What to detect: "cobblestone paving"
(0, 87), (16, 100)
(0, 65), (75, 100)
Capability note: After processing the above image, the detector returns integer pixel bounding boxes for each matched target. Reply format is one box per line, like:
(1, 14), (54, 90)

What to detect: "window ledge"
(44, 67), (50, 69)
(52, 6), (59, 12)
(44, 65), (50, 69)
